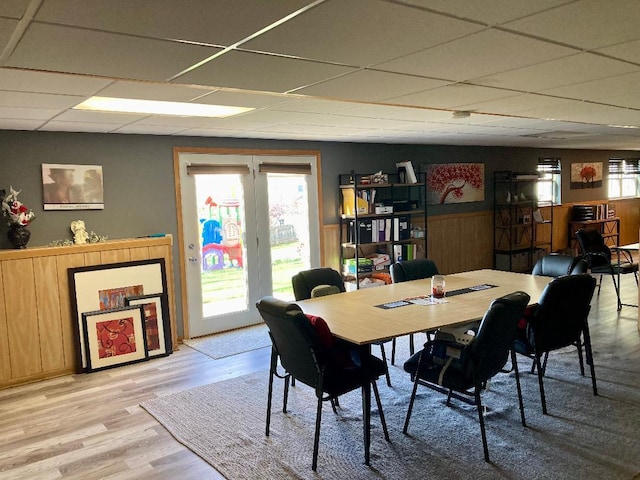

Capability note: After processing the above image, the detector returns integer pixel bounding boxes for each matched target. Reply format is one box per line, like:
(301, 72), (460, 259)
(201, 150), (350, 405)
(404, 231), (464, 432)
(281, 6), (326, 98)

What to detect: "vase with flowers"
(1, 186), (36, 249)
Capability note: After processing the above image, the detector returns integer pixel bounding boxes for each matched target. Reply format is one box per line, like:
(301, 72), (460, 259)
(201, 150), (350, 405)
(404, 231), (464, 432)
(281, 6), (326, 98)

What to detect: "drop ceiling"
(1, 0), (640, 150)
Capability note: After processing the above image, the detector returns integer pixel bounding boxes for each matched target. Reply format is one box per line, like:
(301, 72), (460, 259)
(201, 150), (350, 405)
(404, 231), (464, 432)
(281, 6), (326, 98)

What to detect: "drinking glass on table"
(431, 275), (446, 299)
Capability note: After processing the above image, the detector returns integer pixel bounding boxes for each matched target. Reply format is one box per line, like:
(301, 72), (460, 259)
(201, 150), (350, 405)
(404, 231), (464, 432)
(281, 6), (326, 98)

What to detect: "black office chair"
(389, 259), (439, 363)
(514, 274), (597, 414)
(292, 267), (391, 387)
(292, 267), (346, 300)
(403, 291), (530, 462)
(575, 228), (637, 310)
(256, 296), (390, 471)
(531, 253), (588, 277)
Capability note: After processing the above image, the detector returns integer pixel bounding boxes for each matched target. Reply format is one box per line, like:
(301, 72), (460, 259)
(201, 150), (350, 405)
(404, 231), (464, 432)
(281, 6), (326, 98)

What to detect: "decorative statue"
(70, 220), (89, 245)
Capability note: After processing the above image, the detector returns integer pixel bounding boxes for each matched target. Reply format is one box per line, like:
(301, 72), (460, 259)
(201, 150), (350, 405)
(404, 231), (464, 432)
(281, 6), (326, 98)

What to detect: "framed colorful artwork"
(82, 305), (148, 372)
(570, 162), (603, 189)
(426, 163), (485, 205)
(42, 163), (104, 210)
(126, 293), (172, 358)
(69, 258), (167, 370)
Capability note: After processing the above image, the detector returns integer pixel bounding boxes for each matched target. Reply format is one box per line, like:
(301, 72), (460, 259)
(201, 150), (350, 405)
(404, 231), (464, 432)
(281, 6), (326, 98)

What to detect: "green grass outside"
(201, 243), (303, 302)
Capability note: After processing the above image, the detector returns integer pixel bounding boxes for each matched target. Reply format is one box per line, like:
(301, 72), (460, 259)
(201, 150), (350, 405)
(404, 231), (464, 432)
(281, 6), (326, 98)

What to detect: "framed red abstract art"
(81, 305), (148, 372)
(126, 293), (172, 358)
(69, 258), (167, 371)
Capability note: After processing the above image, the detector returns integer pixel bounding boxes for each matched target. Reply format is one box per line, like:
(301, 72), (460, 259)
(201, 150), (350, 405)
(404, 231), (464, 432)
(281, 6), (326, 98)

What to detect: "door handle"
(188, 256), (199, 263)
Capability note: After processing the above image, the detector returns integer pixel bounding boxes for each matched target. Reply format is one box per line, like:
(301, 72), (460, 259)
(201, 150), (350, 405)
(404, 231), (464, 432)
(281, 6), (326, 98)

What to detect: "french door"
(177, 151), (320, 338)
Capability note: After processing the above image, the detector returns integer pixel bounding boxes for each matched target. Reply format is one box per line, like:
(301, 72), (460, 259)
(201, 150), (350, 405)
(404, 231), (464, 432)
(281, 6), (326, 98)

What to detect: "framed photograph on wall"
(82, 305), (149, 372)
(69, 258), (167, 370)
(570, 162), (603, 189)
(42, 163), (104, 210)
(126, 293), (172, 358)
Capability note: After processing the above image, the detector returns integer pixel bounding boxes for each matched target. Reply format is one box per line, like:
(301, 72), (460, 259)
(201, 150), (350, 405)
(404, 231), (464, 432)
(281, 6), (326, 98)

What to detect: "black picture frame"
(68, 258), (167, 371)
(126, 293), (172, 358)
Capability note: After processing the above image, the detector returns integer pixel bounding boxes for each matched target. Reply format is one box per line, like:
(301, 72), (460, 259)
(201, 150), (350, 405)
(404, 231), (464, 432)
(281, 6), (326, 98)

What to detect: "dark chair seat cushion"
(403, 348), (472, 392)
(324, 355), (387, 396)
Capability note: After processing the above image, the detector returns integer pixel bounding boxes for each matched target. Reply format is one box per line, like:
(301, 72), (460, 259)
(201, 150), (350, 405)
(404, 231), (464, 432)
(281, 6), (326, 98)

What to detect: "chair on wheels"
(389, 259), (439, 364)
(403, 291), (530, 462)
(292, 267), (392, 387)
(514, 274), (597, 414)
(575, 228), (638, 310)
(532, 253), (588, 277)
(256, 296), (390, 471)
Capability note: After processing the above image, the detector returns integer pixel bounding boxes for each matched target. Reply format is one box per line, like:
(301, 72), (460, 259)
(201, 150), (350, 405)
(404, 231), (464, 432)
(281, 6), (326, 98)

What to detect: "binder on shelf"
(341, 189), (369, 215)
(357, 219), (373, 243)
(393, 244), (403, 262)
(395, 161), (418, 183)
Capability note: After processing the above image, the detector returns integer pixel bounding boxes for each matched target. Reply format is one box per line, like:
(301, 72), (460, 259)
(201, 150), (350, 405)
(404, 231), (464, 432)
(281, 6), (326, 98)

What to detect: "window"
(608, 158), (640, 198)
(537, 157), (561, 204)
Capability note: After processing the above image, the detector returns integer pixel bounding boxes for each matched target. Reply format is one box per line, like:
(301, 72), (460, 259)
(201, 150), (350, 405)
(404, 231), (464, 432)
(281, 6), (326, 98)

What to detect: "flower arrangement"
(1, 186), (35, 227)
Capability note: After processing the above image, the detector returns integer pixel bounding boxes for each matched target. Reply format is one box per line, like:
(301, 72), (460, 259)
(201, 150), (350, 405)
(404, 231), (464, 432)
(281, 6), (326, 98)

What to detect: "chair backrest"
(575, 228), (611, 266)
(467, 291), (530, 382)
(531, 274), (597, 352)
(256, 296), (325, 388)
(532, 253), (588, 277)
(390, 259), (439, 283)
(292, 268), (346, 301)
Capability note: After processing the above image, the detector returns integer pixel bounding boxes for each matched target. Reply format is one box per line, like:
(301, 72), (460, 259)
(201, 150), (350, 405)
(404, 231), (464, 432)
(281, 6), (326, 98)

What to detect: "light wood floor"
(1, 273), (638, 480)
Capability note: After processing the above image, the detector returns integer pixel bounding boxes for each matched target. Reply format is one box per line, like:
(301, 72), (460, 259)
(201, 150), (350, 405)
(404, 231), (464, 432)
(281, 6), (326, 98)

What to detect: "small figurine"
(70, 220), (89, 244)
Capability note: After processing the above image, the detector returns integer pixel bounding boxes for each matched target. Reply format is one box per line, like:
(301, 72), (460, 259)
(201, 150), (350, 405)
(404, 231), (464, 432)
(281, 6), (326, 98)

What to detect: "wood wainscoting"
(323, 198), (640, 276)
(323, 210), (494, 275)
(0, 236), (177, 390)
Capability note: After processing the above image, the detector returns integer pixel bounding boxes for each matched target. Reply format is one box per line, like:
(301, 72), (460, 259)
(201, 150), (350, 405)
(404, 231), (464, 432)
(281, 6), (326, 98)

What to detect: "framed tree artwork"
(426, 163), (485, 205)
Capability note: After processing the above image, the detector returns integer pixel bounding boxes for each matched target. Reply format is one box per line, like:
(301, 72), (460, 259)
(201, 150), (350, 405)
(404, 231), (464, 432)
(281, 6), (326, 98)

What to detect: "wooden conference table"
(296, 268), (552, 465)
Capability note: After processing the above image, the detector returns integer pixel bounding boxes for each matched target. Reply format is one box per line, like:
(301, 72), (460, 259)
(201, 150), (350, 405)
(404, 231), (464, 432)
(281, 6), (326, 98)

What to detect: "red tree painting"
(426, 163), (484, 204)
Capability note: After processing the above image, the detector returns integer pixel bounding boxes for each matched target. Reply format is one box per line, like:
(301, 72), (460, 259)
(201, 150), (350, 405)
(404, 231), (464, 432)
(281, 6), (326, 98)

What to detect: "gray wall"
(1, 129), (635, 335)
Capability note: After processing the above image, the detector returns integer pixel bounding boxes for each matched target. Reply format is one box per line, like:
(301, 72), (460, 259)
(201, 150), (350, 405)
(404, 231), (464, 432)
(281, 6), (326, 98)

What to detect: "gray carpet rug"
(141, 348), (640, 480)
(183, 323), (270, 359)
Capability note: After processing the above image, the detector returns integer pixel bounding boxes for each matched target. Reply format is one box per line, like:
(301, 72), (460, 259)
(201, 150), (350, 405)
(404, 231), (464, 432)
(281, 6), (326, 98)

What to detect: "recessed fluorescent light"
(74, 96), (254, 118)
(607, 124), (640, 129)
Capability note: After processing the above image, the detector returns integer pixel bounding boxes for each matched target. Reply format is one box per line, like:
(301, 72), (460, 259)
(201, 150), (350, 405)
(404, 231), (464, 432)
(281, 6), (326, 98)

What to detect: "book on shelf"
(341, 188), (378, 215)
(395, 161), (417, 183)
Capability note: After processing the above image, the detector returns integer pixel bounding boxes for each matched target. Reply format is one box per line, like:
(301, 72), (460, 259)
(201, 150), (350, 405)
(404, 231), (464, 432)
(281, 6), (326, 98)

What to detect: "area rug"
(182, 323), (270, 359)
(141, 350), (640, 480)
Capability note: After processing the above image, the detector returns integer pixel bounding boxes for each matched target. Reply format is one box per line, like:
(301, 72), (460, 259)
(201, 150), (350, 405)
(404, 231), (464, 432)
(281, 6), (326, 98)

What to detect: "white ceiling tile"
(397, 0), (574, 25)
(196, 91), (291, 109)
(0, 18), (19, 47)
(503, 0), (640, 49)
(294, 70), (448, 102)
(97, 81), (218, 102)
(112, 124), (190, 135)
(387, 83), (520, 110)
(336, 104), (453, 122)
(0, 118), (45, 130)
(53, 109), (147, 123)
(472, 52), (639, 92)
(0, 90), (84, 109)
(0, 68), (112, 95)
(34, 0), (312, 47)
(596, 39), (640, 64)
(177, 51), (355, 93)
(6, 23), (221, 81)
(244, 0), (482, 66)
(0, 106), (59, 120)
(0, 0), (31, 18)
(377, 29), (576, 81)
(39, 121), (120, 133)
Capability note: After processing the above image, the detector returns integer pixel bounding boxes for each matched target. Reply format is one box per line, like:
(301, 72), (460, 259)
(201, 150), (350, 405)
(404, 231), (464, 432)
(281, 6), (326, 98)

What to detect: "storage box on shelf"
(339, 170), (427, 288)
(493, 170), (554, 272)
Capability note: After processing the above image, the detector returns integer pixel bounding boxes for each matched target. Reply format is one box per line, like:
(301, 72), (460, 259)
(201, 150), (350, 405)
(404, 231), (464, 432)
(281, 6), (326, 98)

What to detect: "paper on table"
(404, 295), (449, 305)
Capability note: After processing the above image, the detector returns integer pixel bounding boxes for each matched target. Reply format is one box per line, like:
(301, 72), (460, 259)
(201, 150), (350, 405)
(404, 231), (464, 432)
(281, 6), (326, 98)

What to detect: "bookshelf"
(493, 170), (554, 272)
(569, 203), (619, 251)
(339, 169), (427, 289)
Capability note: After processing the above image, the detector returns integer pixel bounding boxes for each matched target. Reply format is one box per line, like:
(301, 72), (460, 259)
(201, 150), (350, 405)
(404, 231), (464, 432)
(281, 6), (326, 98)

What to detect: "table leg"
(360, 343), (371, 465)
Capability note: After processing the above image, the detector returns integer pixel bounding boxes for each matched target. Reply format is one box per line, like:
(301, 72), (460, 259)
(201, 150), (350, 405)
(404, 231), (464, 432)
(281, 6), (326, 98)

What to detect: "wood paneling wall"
(0, 236), (176, 389)
(322, 198), (639, 275)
